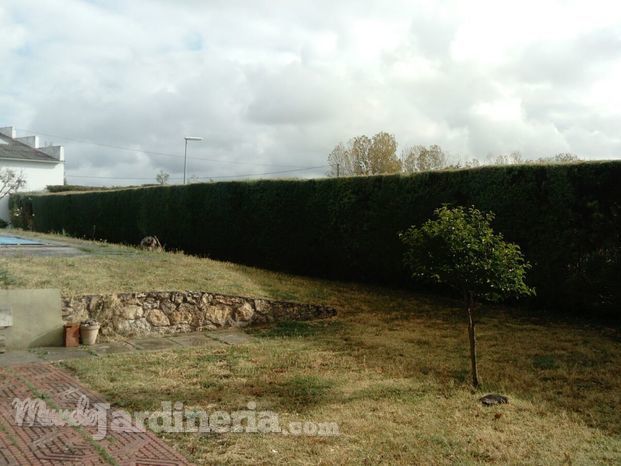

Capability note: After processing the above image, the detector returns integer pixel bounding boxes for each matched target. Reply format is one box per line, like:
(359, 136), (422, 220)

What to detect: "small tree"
(399, 206), (534, 387)
(156, 170), (170, 185)
(0, 169), (26, 200)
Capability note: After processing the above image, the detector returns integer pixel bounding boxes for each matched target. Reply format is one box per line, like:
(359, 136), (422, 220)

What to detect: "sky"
(1, 0), (621, 185)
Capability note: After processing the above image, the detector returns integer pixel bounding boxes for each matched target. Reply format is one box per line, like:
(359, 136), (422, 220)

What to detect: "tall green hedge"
(11, 162), (621, 314)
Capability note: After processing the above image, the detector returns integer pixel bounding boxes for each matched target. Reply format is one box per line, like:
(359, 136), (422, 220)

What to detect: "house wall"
(0, 160), (64, 222)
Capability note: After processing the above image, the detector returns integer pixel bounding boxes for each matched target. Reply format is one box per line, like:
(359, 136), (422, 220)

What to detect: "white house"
(0, 126), (65, 223)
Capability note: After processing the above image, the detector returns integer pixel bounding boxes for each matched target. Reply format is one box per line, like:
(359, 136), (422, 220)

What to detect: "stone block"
(146, 309), (170, 327)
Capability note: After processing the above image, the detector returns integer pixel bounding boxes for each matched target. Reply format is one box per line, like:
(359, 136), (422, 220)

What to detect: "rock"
(200, 294), (214, 308)
(142, 297), (158, 310)
(171, 292), (185, 305)
(233, 302), (255, 324)
(87, 295), (103, 313)
(206, 305), (232, 327)
(169, 304), (193, 324)
(146, 309), (170, 327)
(479, 394), (509, 406)
(254, 299), (270, 314)
(131, 318), (152, 336)
(120, 305), (143, 320)
(113, 319), (133, 334)
(159, 299), (175, 313)
(91, 296), (115, 323)
(62, 301), (89, 323)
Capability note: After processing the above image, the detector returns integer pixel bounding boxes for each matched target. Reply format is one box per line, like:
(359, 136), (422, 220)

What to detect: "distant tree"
(462, 158), (481, 168)
(0, 169), (26, 200)
(368, 132), (401, 174)
(400, 206), (534, 387)
(327, 142), (354, 177)
(491, 151), (523, 165)
(488, 151), (581, 166)
(402, 144), (447, 173)
(156, 170), (170, 185)
(328, 132), (401, 176)
(536, 153), (581, 164)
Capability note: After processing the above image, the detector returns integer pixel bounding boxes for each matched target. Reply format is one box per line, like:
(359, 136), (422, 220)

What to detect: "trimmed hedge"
(11, 162), (621, 315)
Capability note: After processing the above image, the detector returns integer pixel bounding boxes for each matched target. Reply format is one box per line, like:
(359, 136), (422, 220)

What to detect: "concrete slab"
(128, 337), (183, 351)
(204, 329), (254, 345)
(0, 350), (44, 366)
(36, 346), (95, 362)
(168, 333), (223, 348)
(0, 328), (249, 365)
(91, 340), (135, 356)
(0, 289), (64, 349)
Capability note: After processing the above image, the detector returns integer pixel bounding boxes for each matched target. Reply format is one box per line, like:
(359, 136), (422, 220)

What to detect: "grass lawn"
(3, 230), (621, 464)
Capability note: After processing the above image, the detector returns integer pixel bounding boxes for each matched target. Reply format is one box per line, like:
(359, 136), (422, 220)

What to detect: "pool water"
(0, 235), (43, 246)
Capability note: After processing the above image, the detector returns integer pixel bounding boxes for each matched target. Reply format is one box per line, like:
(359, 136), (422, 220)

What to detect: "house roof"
(0, 133), (61, 163)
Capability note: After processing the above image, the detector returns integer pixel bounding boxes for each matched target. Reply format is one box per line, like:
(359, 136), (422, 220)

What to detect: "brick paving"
(0, 363), (192, 465)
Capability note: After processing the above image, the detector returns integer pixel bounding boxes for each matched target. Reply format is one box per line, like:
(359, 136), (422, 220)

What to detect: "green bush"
(11, 162), (621, 315)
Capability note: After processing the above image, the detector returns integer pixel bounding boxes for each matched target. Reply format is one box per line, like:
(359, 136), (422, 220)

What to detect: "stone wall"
(62, 291), (336, 339)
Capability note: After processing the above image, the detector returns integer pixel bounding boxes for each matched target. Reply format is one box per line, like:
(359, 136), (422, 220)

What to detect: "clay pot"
(80, 322), (100, 346)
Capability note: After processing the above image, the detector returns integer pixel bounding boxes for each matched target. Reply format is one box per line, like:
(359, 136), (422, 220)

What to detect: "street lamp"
(183, 136), (203, 184)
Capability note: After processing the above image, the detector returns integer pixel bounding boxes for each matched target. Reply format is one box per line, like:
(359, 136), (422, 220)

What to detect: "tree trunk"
(466, 294), (479, 388)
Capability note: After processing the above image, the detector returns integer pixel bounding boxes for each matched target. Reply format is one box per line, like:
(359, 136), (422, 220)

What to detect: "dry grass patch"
(4, 230), (620, 463)
(64, 308), (621, 464)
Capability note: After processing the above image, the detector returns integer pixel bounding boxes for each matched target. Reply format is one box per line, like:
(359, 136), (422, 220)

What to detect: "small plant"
(400, 206), (534, 387)
(81, 318), (99, 327)
(0, 267), (12, 287)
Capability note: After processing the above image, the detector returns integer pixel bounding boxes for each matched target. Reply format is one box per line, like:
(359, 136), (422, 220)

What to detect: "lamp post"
(183, 136), (203, 184)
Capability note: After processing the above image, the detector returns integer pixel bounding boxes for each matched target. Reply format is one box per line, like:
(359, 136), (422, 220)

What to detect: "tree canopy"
(400, 206), (534, 303)
(328, 132), (583, 177)
(328, 132), (401, 176)
(402, 144), (447, 173)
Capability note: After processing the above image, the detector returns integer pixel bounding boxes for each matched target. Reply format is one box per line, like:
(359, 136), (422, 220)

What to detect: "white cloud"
(0, 0), (620, 186)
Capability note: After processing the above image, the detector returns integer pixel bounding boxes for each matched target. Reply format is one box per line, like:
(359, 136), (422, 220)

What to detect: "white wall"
(0, 160), (64, 223)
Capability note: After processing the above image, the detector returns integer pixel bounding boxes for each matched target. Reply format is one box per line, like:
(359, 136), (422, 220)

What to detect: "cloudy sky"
(1, 0), (621, 185)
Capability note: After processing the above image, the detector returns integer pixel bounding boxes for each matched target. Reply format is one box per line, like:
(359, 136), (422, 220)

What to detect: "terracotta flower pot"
(64, 324), (80, 347)
(80, 322), (100, 346)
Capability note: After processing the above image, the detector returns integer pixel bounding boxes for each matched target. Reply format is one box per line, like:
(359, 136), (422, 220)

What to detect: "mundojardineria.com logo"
(12, 395), (339, 440)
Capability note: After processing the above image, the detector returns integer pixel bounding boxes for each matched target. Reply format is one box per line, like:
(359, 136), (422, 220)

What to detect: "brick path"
(0, 363), (192, 465)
